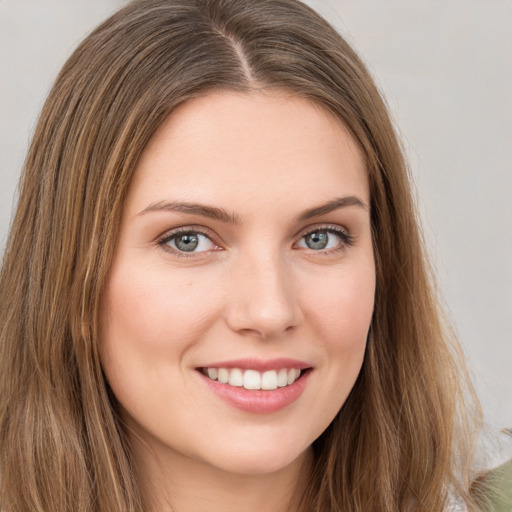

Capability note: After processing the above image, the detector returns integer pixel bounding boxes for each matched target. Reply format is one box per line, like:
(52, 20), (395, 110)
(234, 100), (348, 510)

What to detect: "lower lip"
(198, 370), (311, 414)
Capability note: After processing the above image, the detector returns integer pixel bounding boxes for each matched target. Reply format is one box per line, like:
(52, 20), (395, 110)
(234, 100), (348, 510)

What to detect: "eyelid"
(155, 222), (353, 258)
(156, 225), (223, 256)
(294, 223), (354, 251)
(296, 223), (350, 238)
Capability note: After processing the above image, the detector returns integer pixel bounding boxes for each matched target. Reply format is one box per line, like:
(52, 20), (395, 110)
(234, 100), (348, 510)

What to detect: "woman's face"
(100, 90), (375, 477)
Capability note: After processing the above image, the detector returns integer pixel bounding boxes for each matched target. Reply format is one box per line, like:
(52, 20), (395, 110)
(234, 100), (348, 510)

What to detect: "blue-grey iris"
(305, 231), (328, 250)
(175, 233), (199, 252)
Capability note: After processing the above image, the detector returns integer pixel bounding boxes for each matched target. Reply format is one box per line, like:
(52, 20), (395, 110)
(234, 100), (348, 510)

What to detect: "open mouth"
(198, 367), (310, 391)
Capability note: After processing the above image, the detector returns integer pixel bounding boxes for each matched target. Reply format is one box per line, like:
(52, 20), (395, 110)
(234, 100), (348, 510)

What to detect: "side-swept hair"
(0, 1), (481, 510)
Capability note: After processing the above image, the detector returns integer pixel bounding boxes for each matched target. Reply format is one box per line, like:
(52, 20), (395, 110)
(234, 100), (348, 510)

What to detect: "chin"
(200, 439), (312, 477)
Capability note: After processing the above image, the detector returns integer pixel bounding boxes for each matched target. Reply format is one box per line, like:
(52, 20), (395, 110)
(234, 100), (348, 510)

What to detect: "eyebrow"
(297, 196), (367, 221)
(138, 200), (241, 224)
(138, 196), (367, 224)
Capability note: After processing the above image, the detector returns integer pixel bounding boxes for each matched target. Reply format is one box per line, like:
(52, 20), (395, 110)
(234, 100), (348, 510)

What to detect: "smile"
(201, 367), (302, 390)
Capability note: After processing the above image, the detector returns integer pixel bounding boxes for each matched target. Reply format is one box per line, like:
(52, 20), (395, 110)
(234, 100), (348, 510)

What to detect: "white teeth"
(228, 368), (243, 387)
(243, 369), (261, 390)
(261, 370), (277, 390)
(218, 368), (229, 384)
(277, 369), (288, 387)
(204, 367), (303, 390)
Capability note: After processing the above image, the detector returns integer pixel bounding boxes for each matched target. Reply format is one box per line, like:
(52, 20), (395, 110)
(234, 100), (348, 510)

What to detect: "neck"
(132, 437), (313, 512)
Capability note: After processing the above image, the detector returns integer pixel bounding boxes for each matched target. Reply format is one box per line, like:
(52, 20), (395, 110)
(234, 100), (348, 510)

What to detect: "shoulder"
(473, 459), (512, 512)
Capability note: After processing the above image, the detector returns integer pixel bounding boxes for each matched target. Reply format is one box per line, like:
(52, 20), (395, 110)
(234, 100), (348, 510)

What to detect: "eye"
(296, 226), (353, 252)
(158, 229), (219, 255)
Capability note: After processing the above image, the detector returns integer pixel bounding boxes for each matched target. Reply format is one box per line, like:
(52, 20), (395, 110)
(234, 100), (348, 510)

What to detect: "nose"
(224, 250), (303, 339)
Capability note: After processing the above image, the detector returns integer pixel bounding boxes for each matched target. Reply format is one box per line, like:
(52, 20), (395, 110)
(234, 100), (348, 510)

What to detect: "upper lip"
(197, 358), (311, 372)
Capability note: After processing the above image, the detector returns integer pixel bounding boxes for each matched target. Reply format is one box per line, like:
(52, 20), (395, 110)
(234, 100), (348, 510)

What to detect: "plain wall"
(1, 0), (511, 460)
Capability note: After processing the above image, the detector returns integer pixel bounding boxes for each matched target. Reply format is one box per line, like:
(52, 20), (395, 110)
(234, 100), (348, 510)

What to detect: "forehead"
(126, 90), (368, 216)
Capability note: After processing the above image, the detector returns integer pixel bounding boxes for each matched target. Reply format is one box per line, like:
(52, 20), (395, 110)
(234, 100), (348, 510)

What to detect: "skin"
(100, 90), (376, 512)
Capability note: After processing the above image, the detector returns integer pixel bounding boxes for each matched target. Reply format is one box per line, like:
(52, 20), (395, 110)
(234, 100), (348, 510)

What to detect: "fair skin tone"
(100, 90), (375, 512)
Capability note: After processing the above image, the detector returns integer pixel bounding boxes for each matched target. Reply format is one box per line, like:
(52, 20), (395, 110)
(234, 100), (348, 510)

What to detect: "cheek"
(292, 262), (374, 442)
(305, 260), (374, 401)
(306, 262), (375, 346)
(98, 261), (220, 413)
(101, 262), (219, 351)
(98, 262), (224, 407)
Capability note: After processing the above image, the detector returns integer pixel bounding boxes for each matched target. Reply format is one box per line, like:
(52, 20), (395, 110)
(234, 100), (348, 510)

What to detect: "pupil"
(306, 231), (328, 250)
(176, 233), (199, 252)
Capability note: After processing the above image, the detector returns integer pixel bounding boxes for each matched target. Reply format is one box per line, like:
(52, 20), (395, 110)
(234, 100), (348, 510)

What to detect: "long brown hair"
(0, 0), (481, 510)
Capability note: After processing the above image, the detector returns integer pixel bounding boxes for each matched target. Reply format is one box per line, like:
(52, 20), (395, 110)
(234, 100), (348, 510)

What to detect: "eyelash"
(300, 225), (354, 254)
(156, 224), (354, 258)
(157, 227), (219, 258)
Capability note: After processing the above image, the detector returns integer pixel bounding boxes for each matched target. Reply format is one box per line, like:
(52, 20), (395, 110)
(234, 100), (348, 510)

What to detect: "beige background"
(1, 0), (511, 459)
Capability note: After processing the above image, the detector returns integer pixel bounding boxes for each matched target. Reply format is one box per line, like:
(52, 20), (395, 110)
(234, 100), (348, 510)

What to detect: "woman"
(0, 0), (483, 510)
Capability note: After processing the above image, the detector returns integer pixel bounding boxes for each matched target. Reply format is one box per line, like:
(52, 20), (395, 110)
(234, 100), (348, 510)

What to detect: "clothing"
(476, 459), (512, 512)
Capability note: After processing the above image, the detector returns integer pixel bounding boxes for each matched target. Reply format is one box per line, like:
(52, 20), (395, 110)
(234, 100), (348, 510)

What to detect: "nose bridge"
(226, 245), (301, 338)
